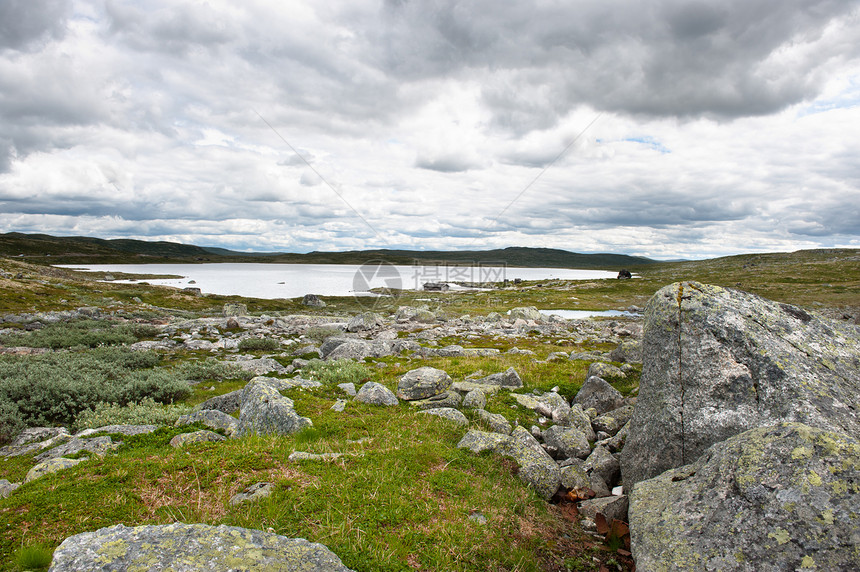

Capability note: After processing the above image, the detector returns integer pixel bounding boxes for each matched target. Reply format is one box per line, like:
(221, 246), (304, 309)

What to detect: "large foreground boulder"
(622, 281), (860, 490)
(48, 522), (353, 571)
(629, 423), (860, 571)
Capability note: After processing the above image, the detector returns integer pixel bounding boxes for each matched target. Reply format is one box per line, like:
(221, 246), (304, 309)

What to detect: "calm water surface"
(58, 263), (619, 300)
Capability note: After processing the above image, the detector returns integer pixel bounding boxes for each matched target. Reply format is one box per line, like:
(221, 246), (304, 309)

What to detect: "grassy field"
(0, 248), (857, 571)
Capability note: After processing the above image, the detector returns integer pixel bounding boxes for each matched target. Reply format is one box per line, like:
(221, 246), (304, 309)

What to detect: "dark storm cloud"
(0, 0), (69, 50)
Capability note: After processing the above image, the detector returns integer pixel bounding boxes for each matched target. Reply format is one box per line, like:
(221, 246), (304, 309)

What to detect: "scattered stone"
(347, 312), (382, 332)
(543, 425), (591, 460)
(397, 367), (453, 400)
(408, 390), (462, 410)
(462, 389), (487, 409)
(421, 408), (469, 426)
(331, 399), (347, 412)
(468, 511), (488, 525)
(48, 523), (354, 571)
(34, 436), (119, 462)
(24, 457), (82, 484)
(233, 358), (288, 376)
(338, 382), (356, 396)
(591, 405), (634, 437)
(229, 482), (273, 506)
(451, 381), (501, 396)
(510, 307), (541, 321)
(355, 382), (399, 406)
(622, 281), (860, 490)
(495, 426), (561, 500)
(462, 348), (501, 357)
(223, 303), (248, 317)
(474, 367), (523, 388)
(475, 409), (513, 435)
(584, 445), (621, 488)
(289, 451), (344, 462)
(578, 495), (628, 523)
(609, 339), (642, 363)
(0, 479), (20, 498)
(629, 423), (860, 572)
(302, 294), (326, 308)
(176, 410), (239, 438)
(573, 376), (625, 415)
(559, 462), (590, 491)
(196, 390), (243, 414)
(239, 378), (313, 436)
(169, 430), (226, 448)
(586, 361), (626, 380)
(456, 429), (512, 454)
(0, 427), (71, 457)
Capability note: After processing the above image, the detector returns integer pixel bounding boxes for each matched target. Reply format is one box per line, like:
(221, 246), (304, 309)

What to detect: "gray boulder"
(563, 403), (596, 442)
(355, 382), (398, 406)
(25, 457), (82, 484)
(408, 390), (462, 410)
(559, 462), (590, 491)
(347, 312), (382, 332)
(302, 294), (326, 308)
(457, 429), (512, 454)
(229, 482), (273, 507)
(0, 479), (20, 498)
(195, 390), (243, 414)
(176, 410), (239, 438)
(169, 430), (226, 448)
(573, 376), (624, 415)
(586, 361), (626, 380)
(592, 405), (634, 437)
(584, 445), (620, 488)
(609, 339), (642, 363)
(543, 425), (591, 460)
(495, 426), (561, 500)
(474, 367), (523, 388)
(324, 339), (373, 361)
(579, 495), (628, 524)
(475, 409), (513, 435)
(621, 281), (860, 490)
(462, 389), (486, 409)
(510, 306), (542, 321)
(222, 303), (248, 317)
(34, 436), (118, 462)
(239, 378), (312, 436)
(397, 367), (453, 400)
(629, 423), (860, 572)
(48, 523), (353, 571)
(421, 408), (468, 426)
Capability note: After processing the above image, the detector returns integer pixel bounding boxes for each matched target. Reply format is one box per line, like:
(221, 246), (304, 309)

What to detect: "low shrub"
(0, 348), (190, 428)
(304, 325), (342, 343)
(174, 359), (254, 382)
(237, 337), (280, 352)
(0, 319), (158, 349)
(73, 398), (192, 432)
(300, 358), (370, 385)
(0, 399), (25, 445)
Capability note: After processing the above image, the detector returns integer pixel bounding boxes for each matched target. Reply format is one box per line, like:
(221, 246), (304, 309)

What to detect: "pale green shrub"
(238, 337), (280, 351)
(300, 358), (370, 385)
(0, 319), (158, 349)
(174, 359), (254, 382)
(73, 398), (192, 432)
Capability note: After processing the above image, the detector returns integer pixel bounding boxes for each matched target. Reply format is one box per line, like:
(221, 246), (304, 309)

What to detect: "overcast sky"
(1, 0), (858, 260)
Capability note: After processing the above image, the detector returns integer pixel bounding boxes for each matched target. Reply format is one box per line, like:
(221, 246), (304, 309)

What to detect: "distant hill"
(0, 232), (657, 269)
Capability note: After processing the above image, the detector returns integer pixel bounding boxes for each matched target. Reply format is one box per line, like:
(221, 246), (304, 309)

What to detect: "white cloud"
(0, 0), (858, 259)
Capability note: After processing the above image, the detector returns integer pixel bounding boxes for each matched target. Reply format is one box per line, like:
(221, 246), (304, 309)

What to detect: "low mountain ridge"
(0, 232), (656, 268)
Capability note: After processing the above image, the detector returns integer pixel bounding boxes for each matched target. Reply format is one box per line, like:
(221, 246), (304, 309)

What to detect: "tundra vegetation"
(0, 248), (857, 571)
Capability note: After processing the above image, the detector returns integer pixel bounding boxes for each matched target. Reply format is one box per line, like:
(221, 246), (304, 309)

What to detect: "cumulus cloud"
(0, 0), (858, 258)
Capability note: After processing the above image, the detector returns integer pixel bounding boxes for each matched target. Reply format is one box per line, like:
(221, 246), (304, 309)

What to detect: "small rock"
(355, 382), (399, 406)
(462, 389), (487, 409)
(25, 457), (82, 483)
(169, 430), (226, 448)
(229, 482), (273, 506)
(573, 376), (625, 415)
(421, 408), (469, 426)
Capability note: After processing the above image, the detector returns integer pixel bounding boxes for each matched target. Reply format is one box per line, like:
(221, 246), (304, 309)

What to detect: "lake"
(57, 262), (619, 300)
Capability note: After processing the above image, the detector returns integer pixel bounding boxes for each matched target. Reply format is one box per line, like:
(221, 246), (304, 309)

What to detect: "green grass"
(12, 544), (53, 571)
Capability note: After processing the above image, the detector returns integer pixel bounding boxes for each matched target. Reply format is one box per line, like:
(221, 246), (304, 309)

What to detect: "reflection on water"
(56, 263), (619, 300)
